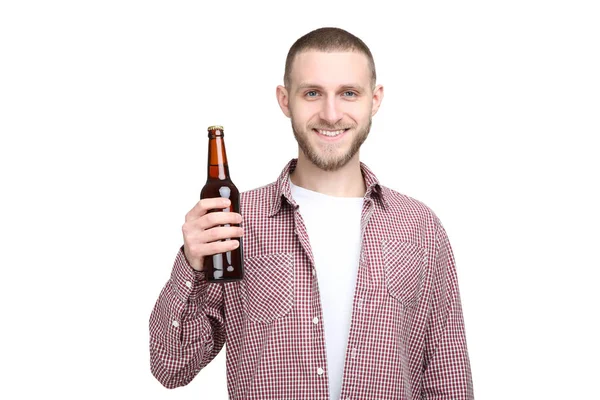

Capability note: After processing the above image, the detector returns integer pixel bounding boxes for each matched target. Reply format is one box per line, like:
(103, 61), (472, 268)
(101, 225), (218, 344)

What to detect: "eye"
(343, 91), (357, 97)
(305, 90), (319, 97)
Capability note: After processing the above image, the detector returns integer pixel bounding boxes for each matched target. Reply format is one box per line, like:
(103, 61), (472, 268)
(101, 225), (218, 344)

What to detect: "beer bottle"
(200, 125), (244, 282)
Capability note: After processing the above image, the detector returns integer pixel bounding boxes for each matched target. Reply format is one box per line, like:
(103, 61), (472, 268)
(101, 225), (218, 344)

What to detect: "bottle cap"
(208, 125), (224, 131)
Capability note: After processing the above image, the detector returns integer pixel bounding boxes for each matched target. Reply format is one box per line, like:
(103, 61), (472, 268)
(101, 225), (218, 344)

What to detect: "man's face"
(278, 50), (383, 172)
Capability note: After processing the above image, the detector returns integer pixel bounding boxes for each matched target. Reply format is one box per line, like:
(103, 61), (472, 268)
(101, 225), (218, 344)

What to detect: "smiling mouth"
(313, 128), (350, 137)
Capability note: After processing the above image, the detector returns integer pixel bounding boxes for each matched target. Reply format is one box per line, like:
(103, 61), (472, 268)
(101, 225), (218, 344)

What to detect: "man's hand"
(182, 197), (244, 271)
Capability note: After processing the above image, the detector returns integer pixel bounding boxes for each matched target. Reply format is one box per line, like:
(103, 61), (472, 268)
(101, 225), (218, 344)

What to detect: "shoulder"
(378, 185), (450, 245)
(241, 181), (277, 199)
(239, 182), (278, 215)
(380, 185), (440, 223)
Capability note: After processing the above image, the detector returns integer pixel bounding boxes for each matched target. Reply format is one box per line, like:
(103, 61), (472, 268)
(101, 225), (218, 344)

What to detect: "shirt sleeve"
(422, 217), (474, 399)
(149, 245), (226, 388)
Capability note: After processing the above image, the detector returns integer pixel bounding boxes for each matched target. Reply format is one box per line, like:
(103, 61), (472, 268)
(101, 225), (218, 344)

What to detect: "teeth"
(317, 129), (346, 137)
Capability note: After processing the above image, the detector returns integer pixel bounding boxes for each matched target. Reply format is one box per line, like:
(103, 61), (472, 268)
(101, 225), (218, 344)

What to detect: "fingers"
(201, 239), (240, 256)
(196, 210), (243, 230)
(183, 239), (240, 271)
(199, 226), (244, 243)
(185, 197), (231, 222)
(182, 224), (243, 253)
(182, 197), (243, 271)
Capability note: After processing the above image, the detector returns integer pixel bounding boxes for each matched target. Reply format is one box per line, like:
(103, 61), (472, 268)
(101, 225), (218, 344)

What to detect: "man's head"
(276, 27), (384, 172)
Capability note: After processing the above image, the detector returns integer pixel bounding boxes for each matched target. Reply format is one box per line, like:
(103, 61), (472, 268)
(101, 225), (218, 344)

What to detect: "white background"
(1, 0), (599, 399)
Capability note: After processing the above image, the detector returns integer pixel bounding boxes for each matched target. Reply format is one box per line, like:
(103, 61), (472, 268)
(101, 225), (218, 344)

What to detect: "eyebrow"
(295, 83), (366, 93)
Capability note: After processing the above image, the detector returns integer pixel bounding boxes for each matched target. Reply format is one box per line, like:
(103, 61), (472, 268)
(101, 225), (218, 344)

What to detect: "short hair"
(284, 27), (377, 90)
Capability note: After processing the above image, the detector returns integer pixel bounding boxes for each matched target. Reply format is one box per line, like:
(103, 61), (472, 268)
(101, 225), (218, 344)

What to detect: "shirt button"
(185, 280), (192, 288)
(312, 317), (319, 324)
(317, 367), (324, 376)
(351, 347), (358, 359)
(172, 320), (179, 328)
(357, 298), (364, 309)
(312, 268), (316, 276)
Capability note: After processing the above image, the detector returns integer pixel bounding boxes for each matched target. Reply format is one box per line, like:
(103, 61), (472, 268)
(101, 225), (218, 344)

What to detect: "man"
(149, 27), (474, 399)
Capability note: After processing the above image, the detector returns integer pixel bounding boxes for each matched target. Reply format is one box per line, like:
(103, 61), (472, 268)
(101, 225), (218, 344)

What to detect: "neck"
(290, 152), (366, 198)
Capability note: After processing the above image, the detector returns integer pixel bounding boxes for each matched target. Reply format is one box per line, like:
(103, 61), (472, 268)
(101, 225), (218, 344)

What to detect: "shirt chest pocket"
(381, 239), (427, 308)
(239, 252), (295, 324)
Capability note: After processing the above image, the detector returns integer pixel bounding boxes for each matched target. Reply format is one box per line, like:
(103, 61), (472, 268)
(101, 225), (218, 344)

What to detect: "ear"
(371, 84), (384, 116)
(276, 85), (291, 118)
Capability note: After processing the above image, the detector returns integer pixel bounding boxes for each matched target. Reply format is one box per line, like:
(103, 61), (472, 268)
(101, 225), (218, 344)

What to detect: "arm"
(149, 246), (225, 388)
(422, 217), (474, 399)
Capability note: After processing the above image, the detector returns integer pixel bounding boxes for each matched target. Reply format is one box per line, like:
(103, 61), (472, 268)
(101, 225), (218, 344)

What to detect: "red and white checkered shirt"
(149, 158), (474, 399)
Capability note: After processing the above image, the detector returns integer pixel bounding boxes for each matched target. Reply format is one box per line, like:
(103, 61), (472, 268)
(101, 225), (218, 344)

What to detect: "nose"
(318, 96), (343, 126)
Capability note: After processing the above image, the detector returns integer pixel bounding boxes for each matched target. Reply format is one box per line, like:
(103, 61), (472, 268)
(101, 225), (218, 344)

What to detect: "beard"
(291, 116), (372, 172)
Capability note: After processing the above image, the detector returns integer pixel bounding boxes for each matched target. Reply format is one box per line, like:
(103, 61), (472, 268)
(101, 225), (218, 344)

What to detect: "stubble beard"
(291, 116), (372, 172)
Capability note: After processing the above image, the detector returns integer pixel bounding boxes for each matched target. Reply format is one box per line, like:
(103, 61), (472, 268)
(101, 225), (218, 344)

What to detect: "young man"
(149, 27), (474, 399)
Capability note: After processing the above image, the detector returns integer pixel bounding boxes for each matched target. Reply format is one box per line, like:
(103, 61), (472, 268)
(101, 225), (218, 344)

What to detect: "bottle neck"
(207, 135), (231, 180)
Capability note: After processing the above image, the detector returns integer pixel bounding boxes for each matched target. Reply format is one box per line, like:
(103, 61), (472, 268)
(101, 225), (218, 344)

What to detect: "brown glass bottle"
(200, 125), (244, 282)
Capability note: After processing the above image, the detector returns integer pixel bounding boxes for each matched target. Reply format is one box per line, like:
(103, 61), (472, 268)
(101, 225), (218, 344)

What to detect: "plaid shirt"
(149, 158), (474, 399)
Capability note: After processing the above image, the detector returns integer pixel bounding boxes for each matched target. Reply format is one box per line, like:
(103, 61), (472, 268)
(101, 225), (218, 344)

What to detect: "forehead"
(290, 50), (371, 88)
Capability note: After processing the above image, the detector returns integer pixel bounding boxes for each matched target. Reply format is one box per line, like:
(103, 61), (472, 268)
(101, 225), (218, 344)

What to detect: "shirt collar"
(268, 158), (389, 217)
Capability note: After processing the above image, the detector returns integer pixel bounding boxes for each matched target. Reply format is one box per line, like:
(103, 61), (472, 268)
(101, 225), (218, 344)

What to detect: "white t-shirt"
(289, 178), (363, 400)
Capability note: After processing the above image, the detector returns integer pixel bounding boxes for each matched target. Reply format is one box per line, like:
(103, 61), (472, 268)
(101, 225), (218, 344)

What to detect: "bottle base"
(207, 276), (244, 283)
